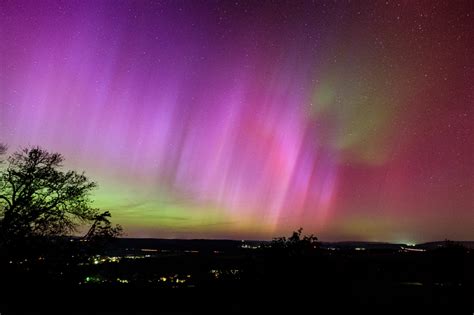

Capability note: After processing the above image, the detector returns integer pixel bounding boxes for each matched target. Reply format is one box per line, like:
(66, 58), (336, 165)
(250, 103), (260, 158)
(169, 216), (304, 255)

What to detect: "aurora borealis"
(1, 0), (473, 242)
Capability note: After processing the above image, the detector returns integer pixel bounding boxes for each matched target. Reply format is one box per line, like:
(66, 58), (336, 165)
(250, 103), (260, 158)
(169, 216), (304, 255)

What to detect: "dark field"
(1, 239), (473, 314)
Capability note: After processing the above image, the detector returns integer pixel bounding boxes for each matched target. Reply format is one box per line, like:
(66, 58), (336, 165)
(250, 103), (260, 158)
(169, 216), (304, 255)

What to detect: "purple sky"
(1, 0), (473, 241)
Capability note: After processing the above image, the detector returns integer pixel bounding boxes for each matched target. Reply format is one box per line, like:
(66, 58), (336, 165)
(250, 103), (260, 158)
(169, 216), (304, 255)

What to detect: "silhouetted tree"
(83, 210), (122, 252)
(255, 228), (321, 286)
(269, 228), (320, 255)
(0, 143), (6, 162)
(0, 146), (121, 250)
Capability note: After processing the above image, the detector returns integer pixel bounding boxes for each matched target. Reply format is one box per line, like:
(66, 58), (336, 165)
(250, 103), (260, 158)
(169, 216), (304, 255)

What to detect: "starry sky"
(1, 0), (473, 242)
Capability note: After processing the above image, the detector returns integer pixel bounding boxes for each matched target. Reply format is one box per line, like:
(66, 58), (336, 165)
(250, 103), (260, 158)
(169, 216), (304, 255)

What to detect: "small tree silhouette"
(85, 211), (122, 241)
(0, 146), (121, 250)
(269, 228), (320, 256)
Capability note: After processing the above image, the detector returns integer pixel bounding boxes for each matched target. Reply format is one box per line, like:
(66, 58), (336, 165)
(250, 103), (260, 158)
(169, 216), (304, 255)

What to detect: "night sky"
(1, 0), (473, 242)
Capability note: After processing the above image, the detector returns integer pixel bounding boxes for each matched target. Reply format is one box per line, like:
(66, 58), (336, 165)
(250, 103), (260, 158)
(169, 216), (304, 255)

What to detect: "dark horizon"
(112, 236), (474, 245)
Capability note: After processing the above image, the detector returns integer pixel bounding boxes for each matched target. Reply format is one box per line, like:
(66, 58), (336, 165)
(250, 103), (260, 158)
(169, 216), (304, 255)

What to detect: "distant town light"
(116, 278), (129, 284)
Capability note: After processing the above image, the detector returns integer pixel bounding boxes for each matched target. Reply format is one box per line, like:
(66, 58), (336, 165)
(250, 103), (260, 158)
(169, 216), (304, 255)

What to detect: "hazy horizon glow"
(1, 1), (473, 242)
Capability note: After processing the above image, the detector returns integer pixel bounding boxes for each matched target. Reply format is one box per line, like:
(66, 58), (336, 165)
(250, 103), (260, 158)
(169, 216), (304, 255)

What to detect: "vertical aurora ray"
(1, 1), (472, 241)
